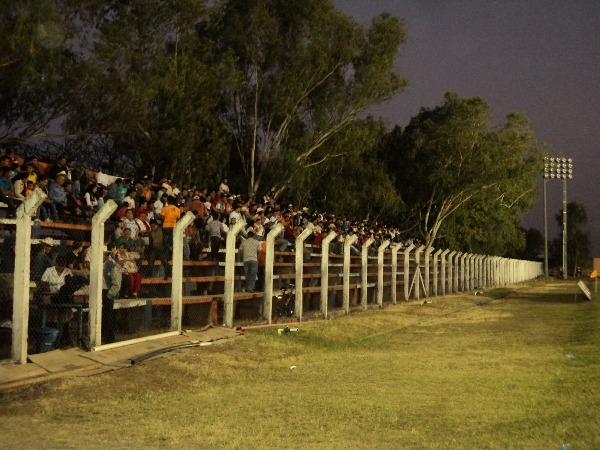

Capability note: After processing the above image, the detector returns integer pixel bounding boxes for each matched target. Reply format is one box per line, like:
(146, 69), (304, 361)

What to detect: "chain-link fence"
(1, 197), (544, 363)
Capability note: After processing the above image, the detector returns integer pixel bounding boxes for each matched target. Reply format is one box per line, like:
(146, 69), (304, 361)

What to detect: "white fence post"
(11, 189), (45, 364)
(264, 224), (284, 324)
(390, 244), (402, 304)
(447, 250), (456, 294)
(424, 246), (433, 297)
(343, 234), (358, 314)
(432, 249), (442, 296)
(361, 238), (374, 309)
(171, 212), (195, 332)
(403, 244), (415, 301)
(377, 240), (390, 307)
(89, 200), (118, 350)
(320, 231), (337, 318)
(295, 224), (314, 321)
(224, 220), (246, 328)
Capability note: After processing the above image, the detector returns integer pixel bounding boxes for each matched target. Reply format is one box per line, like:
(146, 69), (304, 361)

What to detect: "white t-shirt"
(41, 266), (73, 293)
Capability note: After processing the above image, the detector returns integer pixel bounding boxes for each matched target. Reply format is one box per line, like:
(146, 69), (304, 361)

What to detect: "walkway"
(0, 326), (242, 390)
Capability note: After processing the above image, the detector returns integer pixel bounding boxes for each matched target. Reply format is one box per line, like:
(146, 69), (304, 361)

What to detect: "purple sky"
(336, 0), (600, 256)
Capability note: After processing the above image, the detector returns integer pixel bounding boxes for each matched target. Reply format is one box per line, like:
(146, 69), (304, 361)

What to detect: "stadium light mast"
(543, 157), (573, 279)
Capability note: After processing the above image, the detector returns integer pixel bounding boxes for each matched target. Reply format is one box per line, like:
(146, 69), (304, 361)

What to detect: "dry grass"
(2, 278), (599, 449)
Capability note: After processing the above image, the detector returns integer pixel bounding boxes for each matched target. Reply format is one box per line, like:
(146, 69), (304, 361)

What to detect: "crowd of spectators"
(1, 149), (422, 290)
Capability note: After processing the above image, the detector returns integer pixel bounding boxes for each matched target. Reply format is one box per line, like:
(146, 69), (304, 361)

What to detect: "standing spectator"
(160, 195), (181, 251)
(205, 210), (226, 260)
(147, 219), (171, 278)
(238, 231), (261, 292)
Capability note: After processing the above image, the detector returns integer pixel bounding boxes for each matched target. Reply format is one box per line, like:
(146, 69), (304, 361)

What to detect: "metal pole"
(562, 178), (567, 279)
(543, 179), (548, 276)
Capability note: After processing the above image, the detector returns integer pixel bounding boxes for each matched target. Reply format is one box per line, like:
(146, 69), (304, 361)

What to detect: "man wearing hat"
(31, 238), (57, 281)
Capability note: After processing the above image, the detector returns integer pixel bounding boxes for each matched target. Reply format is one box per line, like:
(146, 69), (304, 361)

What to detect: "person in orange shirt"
(160, 195), (181, 251)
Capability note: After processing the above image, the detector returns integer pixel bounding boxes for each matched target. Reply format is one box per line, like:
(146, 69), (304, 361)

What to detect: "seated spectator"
(116, 242), (141, 298)
(114, 227), (142, 253)
(48, 155), (68, 180)
(134, 211), (151, 248)
(134, 199), (149, 218)
(12, 171), (28, 201)
(36, 175), (58, 222)
(64, 181), (85, 217)
(48, 170), (69, 217)
(0, 166), (21, 218)
(83, 183), (100, 212)
(107, 178), (124, 205)
(122, 188), (137, 210)
(113, 201), (130, 220)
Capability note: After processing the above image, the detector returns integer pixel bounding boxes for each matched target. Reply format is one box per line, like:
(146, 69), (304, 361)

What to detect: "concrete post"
(447, 251), (456, 294)
(377, 240), (390, 307)
(390, 243), (402, 304)
(440, 249), (449, 296)
(224, 220), (246, 328)
(403, 244), (415, 301)
(320, 231), (337, 318)
(171, 212), (195, 332)
(361, 238), (375, 309)
(11, 188), (45, 363)
(295, 224), (314, 321)
(89, 200), (118, 350)
(264, 224), (284, 323)
(343, 234), (358, 314)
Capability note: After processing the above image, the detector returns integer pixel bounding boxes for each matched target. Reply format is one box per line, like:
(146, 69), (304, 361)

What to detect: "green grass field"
(2, 278), (599, 449)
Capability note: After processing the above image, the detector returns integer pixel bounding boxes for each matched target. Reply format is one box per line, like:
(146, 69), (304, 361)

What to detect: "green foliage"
(382, 93), (544, 254)
(65, 0), (229, 182)
(203, 0), (407, 195)
(0, 0), (77, 143)
(279, 117), (404, 221)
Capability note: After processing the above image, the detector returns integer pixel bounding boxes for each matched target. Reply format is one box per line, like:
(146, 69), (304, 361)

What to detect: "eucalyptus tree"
(383, 93), (543, 253)
(65, 0), (229, 182)
(201, 0), (407, 196)
(0, 0), (79, 144)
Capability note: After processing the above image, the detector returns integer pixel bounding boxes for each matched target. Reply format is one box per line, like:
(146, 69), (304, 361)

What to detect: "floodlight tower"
(543, 157), (573, 279)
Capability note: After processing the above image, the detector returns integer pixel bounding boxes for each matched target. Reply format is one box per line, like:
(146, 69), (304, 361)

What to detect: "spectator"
(160, 195), (181, 251)
(238, 231), (261, 292)
(48, 155), (68, 180)
(102, 244), (121, 343)
(64, 181), (85, 217)
(219, 178), (230, 195)
(107, 178), (124, 205)
(116, 242), (141, 298)
(83, 183), (100, 211)
(12, 171), (28, 201)
(48, 170), (69, 217)
(36, 175), (58, 222)
(0, 166), (20, 218)
(122, 188), (137, 210)
(205, 210), (226, 260)
(96, 166), (110, 187)
(31, 238), (57, 281)
(147, 219), (171, 278)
